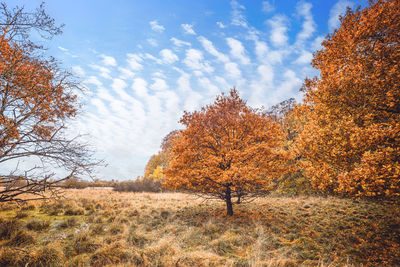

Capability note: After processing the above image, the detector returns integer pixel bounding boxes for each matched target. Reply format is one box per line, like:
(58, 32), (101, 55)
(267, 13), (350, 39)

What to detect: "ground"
(0, 188), (399, 266)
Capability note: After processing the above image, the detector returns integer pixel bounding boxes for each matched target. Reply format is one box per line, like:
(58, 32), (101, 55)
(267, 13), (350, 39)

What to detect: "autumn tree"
(144, 130), (180, 180)
(164, 89), (287, 216)
(264, 99), (315, 195)
(296, 0), (400, 198)
(0, 3), (98, 202)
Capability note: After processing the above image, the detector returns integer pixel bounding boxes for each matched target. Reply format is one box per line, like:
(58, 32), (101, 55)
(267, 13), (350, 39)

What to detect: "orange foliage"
(0, 33), (77, 157)
(164, 89), (287, 215)
(296, 0), (400, 198)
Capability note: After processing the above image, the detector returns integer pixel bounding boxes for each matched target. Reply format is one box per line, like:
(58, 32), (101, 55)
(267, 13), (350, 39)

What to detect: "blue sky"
(6, 0), (366, 180)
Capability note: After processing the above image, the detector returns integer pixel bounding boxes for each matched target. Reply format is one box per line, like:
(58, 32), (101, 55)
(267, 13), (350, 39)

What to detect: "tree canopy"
(164, 89), (287, 215)
(296, 0), (400, 198)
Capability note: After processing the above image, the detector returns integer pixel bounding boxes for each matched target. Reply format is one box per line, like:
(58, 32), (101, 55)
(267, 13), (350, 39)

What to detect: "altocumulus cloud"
(65, 0), (351, 179)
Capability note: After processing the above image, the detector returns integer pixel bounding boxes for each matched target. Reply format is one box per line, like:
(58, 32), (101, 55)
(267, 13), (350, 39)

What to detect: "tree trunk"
(225, 186), (233, 216)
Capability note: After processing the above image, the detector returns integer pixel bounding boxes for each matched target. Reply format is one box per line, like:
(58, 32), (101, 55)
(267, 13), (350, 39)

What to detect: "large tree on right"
(297, 0), (400, 198)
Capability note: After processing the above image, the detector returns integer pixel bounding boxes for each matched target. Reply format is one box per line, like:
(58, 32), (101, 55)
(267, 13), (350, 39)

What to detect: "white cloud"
(216, 22), (226, 28)
(183, 49), (214, 73)
(145, 53), (161, 64)
(198, 36), (229, 63)
(267, 15), (289, 47)
(159, 49), (179, 64)
(118, 67), (135, 80)
(230, 0), (248, 28)
(153, 71), (166, 79)
(132, 78), (148, 98)
(226, 38), (250, 65)
(147, 38), (158, 47)
(72, 66), (85, 76)
(254, 40), (269, 62)
(193, 71), (203, 77)
(215, 76), (230, 90)
(311, 35), (325, 51)
(177, 72), (191, 93)
(294, 50), (313, 64)
(149, 20), (165, 32)
(198, 77), (219, 96)
(150, 78), (168, 91)
(328, 0), (354, 32)
(91, 98), (108, 116)
(224, 62), (241, 79)
(258, 64), (274, 84)
(58, 46), (68, 52)
(248, 64), (274, 107)
(275, 70), (303, 101)
(296, 1), (316, 42)
(127, 53), (143, 70)
(262, 1), (275, 13)
(84, 76), (102, 87)
(176, 72), (203, 111)
(100, 54), (117, 66)
(89, 64), (112, 79)
(170, 37), (191, 47)
(181, 24), (196, 35)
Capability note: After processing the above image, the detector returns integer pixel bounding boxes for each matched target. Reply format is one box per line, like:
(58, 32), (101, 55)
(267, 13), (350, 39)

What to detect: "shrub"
(113, 177), (164, 193)
(6, 229), (36, 247)
(15, 210), (29, 219)
(0, 218), (21, 240)
(20, 203), (36, 211)
(26, 219), (50, 231)
(61, 178), (89, 189)
(64, 207), (85, 216)
(57, 218), (78, 229)
(39, 201), (63, 216)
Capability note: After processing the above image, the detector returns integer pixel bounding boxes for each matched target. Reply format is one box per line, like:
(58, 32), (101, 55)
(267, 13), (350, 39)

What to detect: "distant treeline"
(60, 177), (165, 193)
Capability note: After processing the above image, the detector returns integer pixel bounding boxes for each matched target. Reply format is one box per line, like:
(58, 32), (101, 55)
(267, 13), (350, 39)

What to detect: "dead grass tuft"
(89, 241), (132, 266)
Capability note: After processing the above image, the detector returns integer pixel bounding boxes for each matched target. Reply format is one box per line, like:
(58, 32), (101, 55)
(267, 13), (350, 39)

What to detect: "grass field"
(0, 188), (399, 266)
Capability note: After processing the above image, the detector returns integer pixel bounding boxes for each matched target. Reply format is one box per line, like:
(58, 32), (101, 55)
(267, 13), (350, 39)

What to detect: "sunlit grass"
(0, 188), (399, 266)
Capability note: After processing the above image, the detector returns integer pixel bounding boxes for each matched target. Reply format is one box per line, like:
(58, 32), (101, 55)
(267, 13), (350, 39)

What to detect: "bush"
(61, 178), (89, 189)
(113, 177), (163, 193)
(0, 218), (21, 240)
(26, 219), (50, 231)
(15, 210), (29, 219)
(6, 229), (35, 247)
(64, 207), (85, 216)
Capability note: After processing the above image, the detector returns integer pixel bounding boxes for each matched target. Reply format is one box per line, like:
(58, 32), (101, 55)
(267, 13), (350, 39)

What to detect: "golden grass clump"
(26, 219), (50, 231)
(28, 244), (64, 267)
(89, 241), (132, 266)
(5, 229), (36, 247)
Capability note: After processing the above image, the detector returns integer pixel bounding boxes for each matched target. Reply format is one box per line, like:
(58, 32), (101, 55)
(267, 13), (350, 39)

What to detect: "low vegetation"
(0, 188), (399, 266)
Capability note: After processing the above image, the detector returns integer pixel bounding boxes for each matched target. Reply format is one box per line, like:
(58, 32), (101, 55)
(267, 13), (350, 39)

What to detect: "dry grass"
(0, 188), (399, 266)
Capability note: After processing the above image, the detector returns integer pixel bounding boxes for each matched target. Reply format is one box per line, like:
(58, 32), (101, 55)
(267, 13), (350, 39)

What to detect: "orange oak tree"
(0, 3), (98, 202)
(164, 89), (287, 215)
(296, 0), (400, 198)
